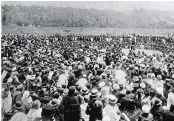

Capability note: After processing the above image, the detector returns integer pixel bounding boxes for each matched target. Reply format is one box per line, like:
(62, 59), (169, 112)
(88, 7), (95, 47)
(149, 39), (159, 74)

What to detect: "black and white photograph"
(1, 1), (174, 121)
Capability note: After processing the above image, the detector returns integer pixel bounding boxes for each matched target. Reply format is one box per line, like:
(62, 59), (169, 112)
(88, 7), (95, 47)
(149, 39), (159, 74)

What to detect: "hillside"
(2, 5), (174, 28)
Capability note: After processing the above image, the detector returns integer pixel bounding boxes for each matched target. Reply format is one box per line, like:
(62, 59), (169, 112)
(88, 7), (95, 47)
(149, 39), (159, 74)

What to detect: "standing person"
(151, 100), (163, 121)
(60, 86), (81, 121)
(21, 91), (32, 114)
(163, 105), (174, 121)
(167, 87), (174, 109)
(103, 95), (121, 121)
(2, 90), (12, 115)
(27, 100), (42, 121)
(138, 105), (153, 121)
(10, 112), (27, 121)
(86, 89), (103, 121)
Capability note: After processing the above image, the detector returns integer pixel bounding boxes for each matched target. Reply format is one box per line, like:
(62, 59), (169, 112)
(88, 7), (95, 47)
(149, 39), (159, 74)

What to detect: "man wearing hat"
(103, 95), (121, 121)
(86, 88), (103, 121)
(27, 100), (42, 121)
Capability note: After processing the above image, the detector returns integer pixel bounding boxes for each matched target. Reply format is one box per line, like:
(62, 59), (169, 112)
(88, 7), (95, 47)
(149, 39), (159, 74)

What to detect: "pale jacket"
(2, 91), (12, 113)
(103, 104), (121, 121)
(27, 108), (42, 121)
(167, 92), (174, 108)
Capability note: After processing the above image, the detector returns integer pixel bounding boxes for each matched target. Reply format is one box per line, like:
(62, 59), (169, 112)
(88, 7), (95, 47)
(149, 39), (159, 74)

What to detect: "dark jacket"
(162, 110), (174, 121)
(60, 95), (81, 121)
(86, 98), (103, 121)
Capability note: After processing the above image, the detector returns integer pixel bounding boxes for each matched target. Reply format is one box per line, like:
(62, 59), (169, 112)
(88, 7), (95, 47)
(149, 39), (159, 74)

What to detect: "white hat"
(94, 64), (99, 69)
(172, 74), (174, 79)
(99, 81), (106, 88)
(68, 66), (72, 71)
(113, 83), (120, 90)
(140, 83), (146, 89)
(83, 74), (87, 78)
(108, 94), (118, 104)
(78, 65), (83, 70)
(140, 64), (146, 68)
(142, 105), (151, 113)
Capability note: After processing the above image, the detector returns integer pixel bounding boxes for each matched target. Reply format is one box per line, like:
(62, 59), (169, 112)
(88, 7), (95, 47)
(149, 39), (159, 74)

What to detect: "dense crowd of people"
(1, 33), (174, 121)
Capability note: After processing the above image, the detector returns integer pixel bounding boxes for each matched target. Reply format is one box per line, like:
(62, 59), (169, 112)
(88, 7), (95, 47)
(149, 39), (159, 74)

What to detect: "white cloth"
(80, 103), (89, 121)
(167, 92), (174, 108)
(21, 91), (32, 105)
(57, 74), (68, 86)
(77, 78), (88, 88)
(103, 105), (121, 121)
(27, 108), (42, 121)
(48, 71), (54, 80)
(1, 70), (8, 82)
(85, 57), (91, 63)
(2, 91), (12, 113)
(11, 112), (27, 121)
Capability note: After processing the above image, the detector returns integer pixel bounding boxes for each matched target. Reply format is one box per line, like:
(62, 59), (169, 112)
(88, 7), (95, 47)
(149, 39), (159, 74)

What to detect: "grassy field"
(122, 49), (162, 55)
(2, 26), (174, 36)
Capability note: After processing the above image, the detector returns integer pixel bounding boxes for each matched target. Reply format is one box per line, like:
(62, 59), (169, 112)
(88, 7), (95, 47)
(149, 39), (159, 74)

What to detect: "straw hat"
(108, 94), (118, 104)
(14, 101), (23, 110)
(49, 99), (59, 107)
(90, 88), (99, 98)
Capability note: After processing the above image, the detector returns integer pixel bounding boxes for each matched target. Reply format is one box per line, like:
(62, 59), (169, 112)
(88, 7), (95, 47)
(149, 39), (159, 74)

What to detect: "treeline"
(2, 5), (174, 28)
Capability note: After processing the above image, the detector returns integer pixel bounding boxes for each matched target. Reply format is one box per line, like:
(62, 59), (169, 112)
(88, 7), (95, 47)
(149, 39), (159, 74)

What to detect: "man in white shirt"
(167, 88), (174, 109)
(103, 95), (120, 121)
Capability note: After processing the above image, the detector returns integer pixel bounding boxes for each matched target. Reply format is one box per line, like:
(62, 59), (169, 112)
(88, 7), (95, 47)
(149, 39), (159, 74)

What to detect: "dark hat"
(11, 81), (21, 86)
(40, 96), (53, 104)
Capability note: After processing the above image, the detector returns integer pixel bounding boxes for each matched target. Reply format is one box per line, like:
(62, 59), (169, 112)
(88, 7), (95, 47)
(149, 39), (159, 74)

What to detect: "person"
(60, 86), (81, 121)
(167, 87), (174, 109)
(27, 100), (42, 121)
(163, 105), (174, 121)
(103, 94), (121, 121)
(138, 105), (153, 121)
(10, 112), (28, 121)
(121, 95), (141, 121)
(41, 98), (64, 121)
(80, 95), (90, 121)
(151, 99), (163, 121)
(86, 88), (103, 121)
(21, 90), (32, 113)
(2, 90), (12, 115)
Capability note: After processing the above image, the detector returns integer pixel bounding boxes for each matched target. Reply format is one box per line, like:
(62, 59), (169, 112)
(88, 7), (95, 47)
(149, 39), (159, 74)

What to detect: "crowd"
(1, 33), (174, 121)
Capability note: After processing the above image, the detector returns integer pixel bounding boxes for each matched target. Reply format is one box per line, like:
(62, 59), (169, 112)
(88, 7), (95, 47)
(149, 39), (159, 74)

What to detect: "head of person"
(108, 94), (118, 107)
(90, 88), (99, 100)
(68, 86), (76, 97)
